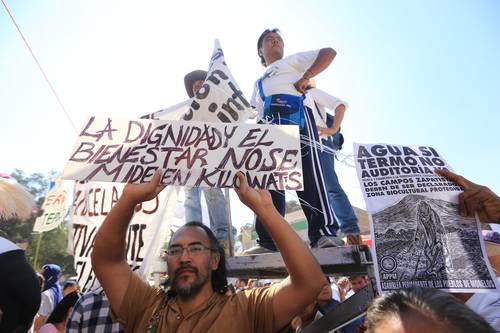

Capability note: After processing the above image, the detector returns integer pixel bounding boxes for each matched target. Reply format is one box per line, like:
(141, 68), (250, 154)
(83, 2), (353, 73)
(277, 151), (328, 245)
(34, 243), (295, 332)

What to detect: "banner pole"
(224, 188), (234, 256)
(33, 231), (43, 269)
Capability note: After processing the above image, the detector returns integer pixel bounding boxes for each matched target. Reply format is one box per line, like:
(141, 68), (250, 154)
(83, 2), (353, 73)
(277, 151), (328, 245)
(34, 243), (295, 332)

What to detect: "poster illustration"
(354, 143), (499, 292)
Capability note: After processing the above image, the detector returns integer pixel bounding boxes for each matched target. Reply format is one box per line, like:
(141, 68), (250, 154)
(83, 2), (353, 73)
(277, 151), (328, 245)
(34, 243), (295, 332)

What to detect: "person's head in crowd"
(336, 276), (350, 290)
(349, 275), (369, 293)
(247, 279), (257, 289)
(164, 221), (227, 299)
(42, 264), (61, 289)
(317, 277), (333, 303)
(225, 283), (236, 296)
(317, 276), (341, 316)
(43, 291), (80, 332)
(235, 278), (248, 290)
(365, 287), (495, 333)
(62, 277), (80, 297)
(184, 70), (208, 98)
(42, 264), (61, 284)
(257, 28), (283, 67)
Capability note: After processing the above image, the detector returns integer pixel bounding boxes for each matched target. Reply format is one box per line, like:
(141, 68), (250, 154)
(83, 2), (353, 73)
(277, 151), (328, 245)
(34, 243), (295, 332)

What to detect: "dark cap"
(184, 70), (208, 98)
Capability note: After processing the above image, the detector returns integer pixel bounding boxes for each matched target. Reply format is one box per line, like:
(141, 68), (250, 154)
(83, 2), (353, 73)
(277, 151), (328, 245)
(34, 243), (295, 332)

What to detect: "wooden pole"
(224, 188), (234, 256)
(33, 231), (43, 269)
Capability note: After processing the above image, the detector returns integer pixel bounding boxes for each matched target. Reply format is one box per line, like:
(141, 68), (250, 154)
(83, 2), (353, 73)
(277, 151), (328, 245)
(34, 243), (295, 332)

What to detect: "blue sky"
(1, 0), (499, 223)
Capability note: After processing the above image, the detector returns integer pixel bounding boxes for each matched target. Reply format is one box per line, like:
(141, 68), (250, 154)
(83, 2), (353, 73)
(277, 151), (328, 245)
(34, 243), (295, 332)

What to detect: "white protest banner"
(70, 181), (175, 291)
(354, 143), (499, 293)
(140, 99), (190, 121)
(61, 117), (303, 191)
(183, 39), (251, 123)
(33, 179), (71, 233)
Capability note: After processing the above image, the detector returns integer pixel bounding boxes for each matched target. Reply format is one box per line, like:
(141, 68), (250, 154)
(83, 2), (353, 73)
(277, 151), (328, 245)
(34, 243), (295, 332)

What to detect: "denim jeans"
(184, 187), (233, 241)
(319, 136), (360, 235)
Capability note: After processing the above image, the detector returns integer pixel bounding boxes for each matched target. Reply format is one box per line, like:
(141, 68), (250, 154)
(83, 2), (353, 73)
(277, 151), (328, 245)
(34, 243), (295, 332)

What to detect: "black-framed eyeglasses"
(166, 244), (213, 257)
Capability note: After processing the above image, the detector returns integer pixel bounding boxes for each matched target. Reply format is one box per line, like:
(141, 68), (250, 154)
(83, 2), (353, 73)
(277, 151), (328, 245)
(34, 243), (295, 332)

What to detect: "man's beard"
(172, 264), (210, 299)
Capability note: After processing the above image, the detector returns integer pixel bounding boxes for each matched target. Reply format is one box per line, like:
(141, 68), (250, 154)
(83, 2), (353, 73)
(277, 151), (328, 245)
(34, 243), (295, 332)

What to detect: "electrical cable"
(1, 0), (78, 133)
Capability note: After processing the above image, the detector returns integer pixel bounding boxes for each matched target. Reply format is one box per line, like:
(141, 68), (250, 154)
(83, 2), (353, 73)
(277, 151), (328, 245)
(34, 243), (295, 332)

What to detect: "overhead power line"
(1, 0), (78, 133)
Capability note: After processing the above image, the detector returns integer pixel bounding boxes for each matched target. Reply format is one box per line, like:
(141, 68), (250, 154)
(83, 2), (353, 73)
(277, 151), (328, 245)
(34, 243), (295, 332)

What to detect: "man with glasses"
(182, 70), (233, 255)
(91, 170), (326, 332)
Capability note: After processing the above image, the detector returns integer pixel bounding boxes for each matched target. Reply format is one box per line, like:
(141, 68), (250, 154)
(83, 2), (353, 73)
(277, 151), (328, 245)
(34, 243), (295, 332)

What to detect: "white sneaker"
(315, 236), (345, 248)
(243, 246), (275, 255)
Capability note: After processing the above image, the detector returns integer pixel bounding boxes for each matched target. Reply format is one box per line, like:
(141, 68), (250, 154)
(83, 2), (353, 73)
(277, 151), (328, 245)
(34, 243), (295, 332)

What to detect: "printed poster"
(354, 143), (499, 292)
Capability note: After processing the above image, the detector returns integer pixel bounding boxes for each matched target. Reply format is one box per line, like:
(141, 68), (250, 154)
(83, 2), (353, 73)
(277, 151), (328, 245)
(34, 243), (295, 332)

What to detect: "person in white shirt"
(304, 86), (362, 245)
(34, 264), (63, 332)
(464, 280), (500, 332)
(246, 28), (343, 254)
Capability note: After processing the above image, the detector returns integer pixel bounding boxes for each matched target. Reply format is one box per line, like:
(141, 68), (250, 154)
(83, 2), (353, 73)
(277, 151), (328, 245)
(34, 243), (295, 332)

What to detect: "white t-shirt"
(38, 289), (56, 317)
(466, 277), (500, 332)
(250, 50), (320, 118)
(304, 88), (349, 128)
(0, 236), (20, 254)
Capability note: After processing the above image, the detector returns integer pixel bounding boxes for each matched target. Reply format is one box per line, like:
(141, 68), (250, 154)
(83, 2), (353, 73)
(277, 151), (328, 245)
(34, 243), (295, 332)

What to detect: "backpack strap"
(257, 79), (266, 101)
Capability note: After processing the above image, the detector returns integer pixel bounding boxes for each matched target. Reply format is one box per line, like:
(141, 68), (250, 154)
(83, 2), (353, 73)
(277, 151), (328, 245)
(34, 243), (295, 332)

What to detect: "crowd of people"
(1, 28), (500, 333)
(2, 166), (498, 332)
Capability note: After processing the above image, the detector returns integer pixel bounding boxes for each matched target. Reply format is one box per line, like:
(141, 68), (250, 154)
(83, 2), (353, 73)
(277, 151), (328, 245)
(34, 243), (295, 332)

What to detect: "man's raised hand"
(234, 171), (273, 214)
(435, 168), (500, 223)
(122, 169), (166, 205)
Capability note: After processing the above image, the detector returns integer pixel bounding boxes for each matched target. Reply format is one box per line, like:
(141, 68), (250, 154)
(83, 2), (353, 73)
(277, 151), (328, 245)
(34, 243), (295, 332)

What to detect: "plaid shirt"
(65, 291), (124, 333)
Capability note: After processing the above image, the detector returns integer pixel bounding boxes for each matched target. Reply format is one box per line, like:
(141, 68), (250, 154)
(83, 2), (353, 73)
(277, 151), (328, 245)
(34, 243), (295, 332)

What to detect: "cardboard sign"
(33, 179), (71, 232)
(61, 117), (303, 190)
(184, 39), (251, 123)
(69, 181), (175, 291)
